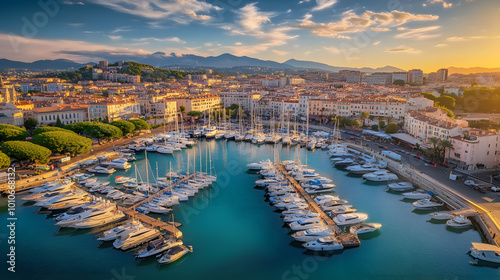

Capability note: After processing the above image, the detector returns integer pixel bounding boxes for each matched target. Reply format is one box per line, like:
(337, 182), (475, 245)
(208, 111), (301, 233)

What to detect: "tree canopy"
(0, 125), (30, 141)
(187, 111), (203, 117)
(83, 123), (123, 140)
(64, 121), (95, 134)
(1, 141), (51, 164)
(33, 126), (76, 135)
(384, 122), (401, 134)
(0, 151), (10, 169)
(128, 119), (150, 130)
(111, 120), (136, 136)
(32, 131), (92, 155)
(24, 118), (38, 130)
(435, 96), (455, 110)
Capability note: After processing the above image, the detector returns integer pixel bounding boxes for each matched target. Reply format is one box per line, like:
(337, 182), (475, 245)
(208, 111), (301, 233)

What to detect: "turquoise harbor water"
(1, 139), (500, 280)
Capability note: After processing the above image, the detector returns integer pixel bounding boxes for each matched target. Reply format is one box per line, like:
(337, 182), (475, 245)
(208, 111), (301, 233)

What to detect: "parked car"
(415, 155), (421, 159)
(491, 186), (500, 192)
(464, 180), (479, 187)
(429, 160), (436, 165)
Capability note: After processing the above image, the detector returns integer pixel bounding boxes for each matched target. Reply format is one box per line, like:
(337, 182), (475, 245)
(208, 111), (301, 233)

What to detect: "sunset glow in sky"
(0, 0), (499, 72)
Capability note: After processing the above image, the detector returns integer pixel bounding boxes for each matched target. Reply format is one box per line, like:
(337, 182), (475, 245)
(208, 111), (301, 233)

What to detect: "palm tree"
(361, 111), (369, 126)
(427, 137), (440, 159)
(439, 139), (454, 164)
(386, 116), (393, 123)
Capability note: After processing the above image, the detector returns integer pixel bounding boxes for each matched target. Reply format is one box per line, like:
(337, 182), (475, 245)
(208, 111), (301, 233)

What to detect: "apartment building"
(308, 98), (407, 119)
(176, 94), (221, 112)
(33, 105), (88, 125)
(139, 97), (178, 122)
(404, 108), (467, 141)
(448, 129), (499, 170)
(219, 92), (261, 111)
(88, 101), (140, 121)
(408, 69), (424, 84)
(299, 94), (326, 116)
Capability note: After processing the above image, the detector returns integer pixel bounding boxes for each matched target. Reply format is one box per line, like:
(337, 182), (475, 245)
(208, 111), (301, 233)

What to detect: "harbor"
(2, 132), (500, 279)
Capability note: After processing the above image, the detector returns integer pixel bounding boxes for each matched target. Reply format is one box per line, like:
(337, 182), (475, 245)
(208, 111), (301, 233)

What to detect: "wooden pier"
(276, 164), (361, 248)
(119, 172), (199, 239)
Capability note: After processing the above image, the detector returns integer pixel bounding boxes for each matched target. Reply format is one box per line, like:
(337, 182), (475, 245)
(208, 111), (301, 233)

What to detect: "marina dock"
(118, 172), (199, 239)
(276, 163), (361, 248)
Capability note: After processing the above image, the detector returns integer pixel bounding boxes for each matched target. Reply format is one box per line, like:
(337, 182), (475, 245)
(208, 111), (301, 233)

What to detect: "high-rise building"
(437, 68), (448, 81)
(98, 60), (108, 70)
(407, 69), (424, 84)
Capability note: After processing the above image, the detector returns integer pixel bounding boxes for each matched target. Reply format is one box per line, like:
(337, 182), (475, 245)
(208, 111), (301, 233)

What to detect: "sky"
(0, 0), (499, 72)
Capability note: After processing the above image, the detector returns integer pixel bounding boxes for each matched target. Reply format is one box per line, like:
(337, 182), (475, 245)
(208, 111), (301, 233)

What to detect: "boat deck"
(276, 164), (361, 248)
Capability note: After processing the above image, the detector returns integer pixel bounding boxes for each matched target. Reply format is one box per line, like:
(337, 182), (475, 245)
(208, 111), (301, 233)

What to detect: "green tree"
(32, 131), (92, 155)
(0, 151), (10, 168)
(393, 79), (405, 86)
(0, 125), (30, 141)
(55, 116), (64, 128)
(187, 111), (203, 118)
(420, 92), (437, 101)
(1, 141), (51, 164)
(128, 119), (150, 130)
(371, 124), (379, 131)
(64, 121), (94, 134)
(33, 126), (76, 135)
(350, 119), (361, 127)
(24, 118), (38, 131)
(360, 111), (369, 126)
(180, 105), (186, 114)
(110, 120), (136, 136)
(83, 123), (123, 141)
(378, 120), (386, 129)
(384, 122), (401, 134)
(439, 139), (454, 163)
(436, 96), (456, 110)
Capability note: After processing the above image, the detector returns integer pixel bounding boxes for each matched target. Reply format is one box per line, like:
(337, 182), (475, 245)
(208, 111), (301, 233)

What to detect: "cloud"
(427, 0), (453, 8)
(324, 46), (341, 54)
(108, 35), (122, 40)
(63, 1), (84, 5)
(370, 27), (390, 32)
(312, 0), (337, 11)
(272, 50), (288, 56)
(0, 33), (150, 62)
(237, 3), (274, 32)
(434, 43), (448, 47)
(296, 10), (438, 37)
(222, 4), (297, 56)
(385, 46), (421, 53)
(83, 30), (104, 34)
(88, 0), (219, 23)
(132, 37), (186, 43)
(373, 41), (381, 45)
(111, 26), (132, 33)
(67, 23), (84, 27)
(446, 35), (500, 41)
(395, 25), (441, 40)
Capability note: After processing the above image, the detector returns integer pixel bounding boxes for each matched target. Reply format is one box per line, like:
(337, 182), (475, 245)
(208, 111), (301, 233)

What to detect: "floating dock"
(276, 163), (361, 248)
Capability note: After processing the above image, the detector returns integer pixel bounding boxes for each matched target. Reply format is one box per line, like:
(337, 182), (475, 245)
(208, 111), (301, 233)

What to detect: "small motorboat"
(387, 182), (414, 192)
(402, 190), (431, 200)
(136, 238), (184, 258)
(429, 211), (453, 220)
(470, 242), (500, 264)
(446, 215), (472, 228)
(158, 245), (193, 264)
(303, 236), (343, 251)
(333, 213), (368, 226)
(412, 198), (444, 209)
(349, 223), (382, 235)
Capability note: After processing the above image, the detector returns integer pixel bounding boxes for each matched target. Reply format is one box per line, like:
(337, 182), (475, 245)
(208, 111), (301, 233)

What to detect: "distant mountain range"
(0, 54), (497, 75)
(0, 58), (88, 70)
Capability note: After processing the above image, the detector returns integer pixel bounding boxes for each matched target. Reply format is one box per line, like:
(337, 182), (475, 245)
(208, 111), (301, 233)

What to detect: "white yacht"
(97, 221), (142, 241)
(71, 210), (125, 229)
(303, 236), (343, 251)
(329, 205), (357, 215)
(158, 245), (193, 264)
(333, 213), (368, 226)
(136, 238), (184, 258)
(291, 227), (332, 242)
(349, 223), (382, 235)
(157, 146), (174, 154)
(55, 206), (116, 227)
(446, 215), (472, 228)
(88, 166), (116, 174)
(35, 191), (88, 207)
(313, 195), (340, 204)
(402, 190), (431, 200)
(103, 158), (131, 170)
(346, 164), (381, 175)
(289, 218), (324, 231)
(412, 198), (444, 209)
(470, 242), (500, 264)
(246, 159), (273, 170)
(362, 170), (398, 182)
(319, 200), (349, 211)
(283, 212), (320, 223)
(387, 182), (414, 191)
(429, 211), (453, 220)
(113, 226), (161, 250)
(115, 176), (136, 184)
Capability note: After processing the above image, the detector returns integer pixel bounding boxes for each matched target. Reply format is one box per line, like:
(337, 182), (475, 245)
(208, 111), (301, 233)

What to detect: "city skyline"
(0, 0), (499, 72)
